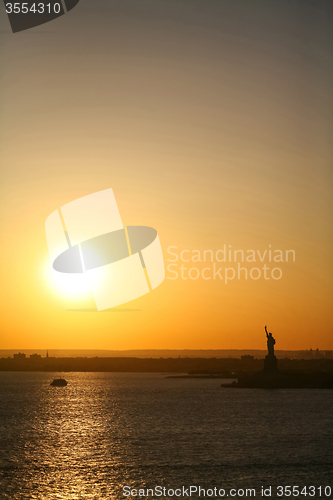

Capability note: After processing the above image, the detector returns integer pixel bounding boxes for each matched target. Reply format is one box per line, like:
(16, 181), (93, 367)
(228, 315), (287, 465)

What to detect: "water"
(0, 372), (332, 499)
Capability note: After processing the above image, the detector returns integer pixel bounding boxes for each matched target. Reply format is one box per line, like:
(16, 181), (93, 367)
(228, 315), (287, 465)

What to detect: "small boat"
(50, 377), (68, 387)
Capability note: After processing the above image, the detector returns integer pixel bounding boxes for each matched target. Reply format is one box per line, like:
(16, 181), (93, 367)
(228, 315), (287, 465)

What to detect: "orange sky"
(0, 0), (332, 350)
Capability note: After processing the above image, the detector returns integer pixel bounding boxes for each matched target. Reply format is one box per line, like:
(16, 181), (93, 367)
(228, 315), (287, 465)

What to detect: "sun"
(44, 260), (92, 300)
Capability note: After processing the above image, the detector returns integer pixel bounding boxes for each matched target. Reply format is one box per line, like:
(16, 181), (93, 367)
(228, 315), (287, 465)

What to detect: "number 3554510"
(5, 3), (62, 14)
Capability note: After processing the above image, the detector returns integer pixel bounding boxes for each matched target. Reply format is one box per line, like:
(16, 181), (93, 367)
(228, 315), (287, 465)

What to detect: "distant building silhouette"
(13, 353), (26, 360)
(30, 354), (41, 360)
(300, 349), (314, 359)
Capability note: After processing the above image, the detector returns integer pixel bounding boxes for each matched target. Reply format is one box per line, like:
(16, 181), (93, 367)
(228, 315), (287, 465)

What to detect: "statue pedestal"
(264, 354), (278, 373)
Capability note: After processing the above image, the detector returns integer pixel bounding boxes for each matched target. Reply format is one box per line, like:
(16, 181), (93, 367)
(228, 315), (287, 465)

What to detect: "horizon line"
(1, 348), (330, 352)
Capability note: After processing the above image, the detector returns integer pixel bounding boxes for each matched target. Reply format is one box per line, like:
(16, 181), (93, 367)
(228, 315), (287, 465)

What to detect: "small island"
(222, 326), (333, 389)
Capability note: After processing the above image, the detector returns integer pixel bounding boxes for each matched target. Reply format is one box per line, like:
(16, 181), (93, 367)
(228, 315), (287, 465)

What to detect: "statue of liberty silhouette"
(265, 325), (276, 356)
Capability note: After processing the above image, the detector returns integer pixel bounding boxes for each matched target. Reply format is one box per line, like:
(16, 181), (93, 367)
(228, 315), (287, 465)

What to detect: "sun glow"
(44, 260), (92, 300)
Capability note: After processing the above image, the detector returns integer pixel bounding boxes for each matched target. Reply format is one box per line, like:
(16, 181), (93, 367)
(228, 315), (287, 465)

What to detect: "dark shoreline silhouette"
(1, 355), (333, 384)
(221, 326), (333, 389)
(1, 330), (332, 386)
(1, 348), (329, 359)
(222, 370), (333, 388)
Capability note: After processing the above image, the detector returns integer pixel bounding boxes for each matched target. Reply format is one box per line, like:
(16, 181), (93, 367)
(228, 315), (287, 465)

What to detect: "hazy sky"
(0, 0), (332, 350)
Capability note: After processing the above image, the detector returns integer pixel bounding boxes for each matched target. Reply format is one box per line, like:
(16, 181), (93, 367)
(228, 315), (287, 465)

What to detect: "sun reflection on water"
(1, 373), (333, 499)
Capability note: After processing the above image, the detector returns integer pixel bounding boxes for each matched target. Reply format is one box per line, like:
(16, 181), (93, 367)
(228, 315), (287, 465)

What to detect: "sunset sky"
(0, 0), (332, 350)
